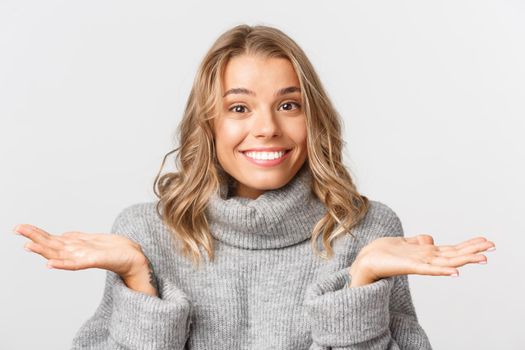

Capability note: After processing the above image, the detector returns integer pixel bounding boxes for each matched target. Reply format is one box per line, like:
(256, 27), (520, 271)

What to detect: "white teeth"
(244, 151), (287, 160)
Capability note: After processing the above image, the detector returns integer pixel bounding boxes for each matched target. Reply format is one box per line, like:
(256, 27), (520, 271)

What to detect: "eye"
(279, 102), (301, 111)
(228, 104), (249, 113)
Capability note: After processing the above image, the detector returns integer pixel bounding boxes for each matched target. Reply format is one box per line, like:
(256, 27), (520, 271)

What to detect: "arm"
(383, 211), (432, 349)
(303, 205), (432, 350)
(122, 252), (160, 297)
(305, 268), (403, 350)
(71, 270), (192, 349)
(70, 205), (193, 349)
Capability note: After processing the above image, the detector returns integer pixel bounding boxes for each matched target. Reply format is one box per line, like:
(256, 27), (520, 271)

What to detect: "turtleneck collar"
(205, 164), (328, 250)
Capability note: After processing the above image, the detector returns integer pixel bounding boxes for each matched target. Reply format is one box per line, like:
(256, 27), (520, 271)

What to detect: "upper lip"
(240, 147), (291, 152)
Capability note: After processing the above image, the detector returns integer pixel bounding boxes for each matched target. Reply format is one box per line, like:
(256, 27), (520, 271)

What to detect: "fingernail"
(478, 260), (487, 264)
(450, 273), (459, 277)
(24, 246), (31, 252)
(13, 225), (20, 234)
(47, 262), (54, 269)
(487, 247), (496, 252)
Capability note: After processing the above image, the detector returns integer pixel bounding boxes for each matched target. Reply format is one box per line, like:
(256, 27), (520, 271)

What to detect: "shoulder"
(112, 201), (158, 221)
(110, 201), (160, 244)
(353, 199), (405, 239)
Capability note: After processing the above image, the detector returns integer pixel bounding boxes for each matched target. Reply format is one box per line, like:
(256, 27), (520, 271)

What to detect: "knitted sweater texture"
(70, 166), (432, 349)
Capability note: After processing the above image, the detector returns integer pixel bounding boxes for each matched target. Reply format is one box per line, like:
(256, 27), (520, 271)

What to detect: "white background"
(1, 1), (523, 349)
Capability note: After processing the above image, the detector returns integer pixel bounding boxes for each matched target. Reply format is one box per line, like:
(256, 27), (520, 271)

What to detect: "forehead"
(221, 54), (300, 93)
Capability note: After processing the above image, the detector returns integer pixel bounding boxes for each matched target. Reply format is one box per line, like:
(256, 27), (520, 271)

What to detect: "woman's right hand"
(13, 223), (148, 279)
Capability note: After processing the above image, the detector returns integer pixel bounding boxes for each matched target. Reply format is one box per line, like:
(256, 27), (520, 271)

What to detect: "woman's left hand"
(348, 234), (496, 287)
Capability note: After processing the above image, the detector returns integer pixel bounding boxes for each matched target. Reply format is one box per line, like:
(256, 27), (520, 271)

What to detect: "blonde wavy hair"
(153, 24), (370, 267)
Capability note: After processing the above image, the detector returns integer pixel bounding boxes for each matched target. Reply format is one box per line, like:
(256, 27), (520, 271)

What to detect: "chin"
(245, 173), (290, 189)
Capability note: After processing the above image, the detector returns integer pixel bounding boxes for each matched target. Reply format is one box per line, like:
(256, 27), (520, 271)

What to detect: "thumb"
(417, 234), (435, 245)
(405, 234), (435, 245)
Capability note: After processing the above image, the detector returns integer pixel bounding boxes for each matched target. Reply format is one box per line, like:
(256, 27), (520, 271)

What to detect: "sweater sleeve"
(70, 205), (193, 349)
(303, 204), (432, 350)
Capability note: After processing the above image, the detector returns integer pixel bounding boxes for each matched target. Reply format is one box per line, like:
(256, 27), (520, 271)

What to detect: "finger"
(413, 262), (459, 276)
(47, 258), (83, 270)
(437, 237), (488, 252)
(439, 241), (495, 258)
(14, 224), (52, 245)
(24, 232), (66, 251)
(24, 241), (60, 260)
(430, 254), (487, 267)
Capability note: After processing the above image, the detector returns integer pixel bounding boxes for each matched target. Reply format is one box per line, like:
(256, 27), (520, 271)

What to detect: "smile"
(240, 149), (292, 167)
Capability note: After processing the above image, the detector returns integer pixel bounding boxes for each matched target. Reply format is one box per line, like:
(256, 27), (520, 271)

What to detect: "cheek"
(285, 119), (308, 148)
(215, 120), (246, 153)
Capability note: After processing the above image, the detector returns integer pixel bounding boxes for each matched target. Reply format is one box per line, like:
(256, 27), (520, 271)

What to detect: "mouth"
(239, 149), (292, 167)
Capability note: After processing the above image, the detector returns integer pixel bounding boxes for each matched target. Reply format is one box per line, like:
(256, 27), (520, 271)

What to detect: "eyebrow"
(222, 86), (301, 98)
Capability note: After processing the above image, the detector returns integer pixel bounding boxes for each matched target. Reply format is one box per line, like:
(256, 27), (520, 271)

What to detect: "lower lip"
(240, 150), (292, 167)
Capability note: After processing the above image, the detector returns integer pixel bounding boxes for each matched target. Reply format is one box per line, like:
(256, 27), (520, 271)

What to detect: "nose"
(251, 108), (281, 139)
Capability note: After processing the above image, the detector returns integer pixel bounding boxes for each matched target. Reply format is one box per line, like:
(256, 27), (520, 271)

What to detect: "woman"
(13, 24), (495, 349)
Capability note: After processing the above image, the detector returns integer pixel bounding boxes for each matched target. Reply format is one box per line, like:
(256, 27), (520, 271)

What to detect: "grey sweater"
(70, 166), (432, 349)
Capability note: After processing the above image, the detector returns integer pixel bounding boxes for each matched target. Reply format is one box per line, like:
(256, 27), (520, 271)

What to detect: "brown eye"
(229, 105), (248, 113)
(279, 102), (301, 111)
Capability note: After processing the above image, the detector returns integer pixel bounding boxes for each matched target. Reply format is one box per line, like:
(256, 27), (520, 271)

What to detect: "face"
(213, 54), (308, 199)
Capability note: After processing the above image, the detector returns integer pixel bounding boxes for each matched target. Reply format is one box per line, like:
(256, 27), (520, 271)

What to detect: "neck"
(205, 165), (327, 250)
(233, 183), (265, 200)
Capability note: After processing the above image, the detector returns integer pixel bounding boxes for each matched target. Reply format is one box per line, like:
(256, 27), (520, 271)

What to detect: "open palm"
(14, 223), (147, 278)
(354, 234), (496, 282)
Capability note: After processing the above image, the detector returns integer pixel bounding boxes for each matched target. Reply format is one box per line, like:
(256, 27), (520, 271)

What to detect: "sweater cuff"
(108, 272), (192, 348)
(304, 267), (394, 347)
